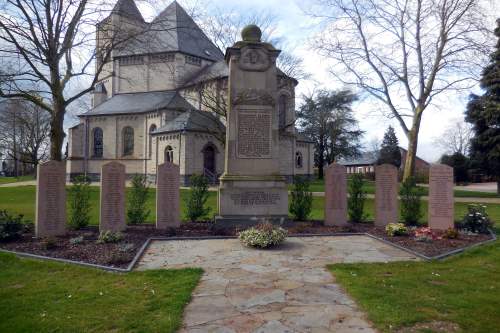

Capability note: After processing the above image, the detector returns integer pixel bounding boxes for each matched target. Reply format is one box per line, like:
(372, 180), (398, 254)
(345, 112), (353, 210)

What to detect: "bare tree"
(434, 119), (473, 155)
(312, 0), (491, 180)
(0, 98), (51, 174)
(0, 0), (179, 161)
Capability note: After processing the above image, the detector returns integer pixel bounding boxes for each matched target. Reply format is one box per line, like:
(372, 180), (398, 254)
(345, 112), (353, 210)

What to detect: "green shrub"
(239, 222), (287, 248)
(385, 223), (409, 237)
(97, 231), (123, 244)
(399, 177), (424, 226)
(289, 176), (313, 221)
(68, 175), (92, 229)
(127, 174), (150, 224)
(185, 175), (211, 222)
(0, 210), (24, 241)
(348, 173), (366, 222)
(460, 204), (492, 234)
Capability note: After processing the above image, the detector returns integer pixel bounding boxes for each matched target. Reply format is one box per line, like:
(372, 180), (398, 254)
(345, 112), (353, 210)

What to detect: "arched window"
(164, 146), (173, 163)
(92, 127), (103, 158)
(278, 95), (287, 129)
(295, 151), (303, 168)
(149, 124), (156, 158)
(202, 144), (216, 174)
(122, 126), (134, 156)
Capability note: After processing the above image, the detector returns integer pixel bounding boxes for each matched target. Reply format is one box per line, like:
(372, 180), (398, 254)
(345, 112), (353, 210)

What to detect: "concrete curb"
(1, 230), (497, 272)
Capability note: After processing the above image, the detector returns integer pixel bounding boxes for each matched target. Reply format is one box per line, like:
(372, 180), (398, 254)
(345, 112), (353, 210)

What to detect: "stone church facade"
(67, 0), (314, 184)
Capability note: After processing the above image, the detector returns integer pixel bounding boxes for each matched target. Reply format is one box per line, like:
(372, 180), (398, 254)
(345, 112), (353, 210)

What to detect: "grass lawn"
(329, 240), (500, 333)
(0, 175), (35, 185)
(0, 252), (202, 333)
(0, 186), (498, 226)
(291, 179), (500, 198)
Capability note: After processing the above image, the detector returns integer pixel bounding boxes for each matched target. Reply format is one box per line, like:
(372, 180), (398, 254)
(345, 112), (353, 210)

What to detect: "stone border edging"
(1, 230), (496, 272)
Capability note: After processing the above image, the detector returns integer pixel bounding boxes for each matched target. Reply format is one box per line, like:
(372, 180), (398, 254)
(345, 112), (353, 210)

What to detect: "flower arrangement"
(239, 222), (287, 248)
(460, 204), (492, 234)
(414, 227), (440, 242)
(385, 223), (409, 237)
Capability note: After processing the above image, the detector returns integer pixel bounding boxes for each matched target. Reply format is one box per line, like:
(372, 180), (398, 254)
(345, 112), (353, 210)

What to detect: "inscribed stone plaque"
(428, 164), (454, 230)
(156, 162), (180, 229)
(325, 164), (347, 226)
(35, 160), (66, 237)
(237, 111), (271, 158)
(100, 162), (126, 232)
(375, 164), (398, 227)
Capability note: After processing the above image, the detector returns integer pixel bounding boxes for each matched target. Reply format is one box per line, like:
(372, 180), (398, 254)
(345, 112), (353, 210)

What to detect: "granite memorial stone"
(156, 162), (180, 229)
(375, 164), (398, 227)
(35, 160), (67, 237)
(325, 163), (348, 226)
(100, 161), (126, 232)
(428, 164), (454, 230)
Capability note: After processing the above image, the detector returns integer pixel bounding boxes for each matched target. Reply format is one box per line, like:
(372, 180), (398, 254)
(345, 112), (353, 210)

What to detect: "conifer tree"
(465, 19), (500, 194)
(377, 126), (401, 168)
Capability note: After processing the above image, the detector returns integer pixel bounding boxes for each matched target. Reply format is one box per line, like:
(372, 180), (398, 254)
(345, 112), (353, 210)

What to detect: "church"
(67, 0), (314, 184)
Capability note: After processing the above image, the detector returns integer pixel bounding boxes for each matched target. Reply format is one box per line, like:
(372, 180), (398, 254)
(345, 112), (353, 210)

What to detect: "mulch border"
(0, 230), (496, 273)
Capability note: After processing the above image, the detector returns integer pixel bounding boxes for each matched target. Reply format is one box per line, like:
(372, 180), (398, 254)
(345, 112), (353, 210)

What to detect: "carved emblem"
(233, 89), (275, 106)
(238, 48), (270, 71)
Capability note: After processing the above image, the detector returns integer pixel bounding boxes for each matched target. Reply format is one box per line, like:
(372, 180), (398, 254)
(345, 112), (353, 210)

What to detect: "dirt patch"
(396, 320), (461, 333)
(0, 221), (493, 268)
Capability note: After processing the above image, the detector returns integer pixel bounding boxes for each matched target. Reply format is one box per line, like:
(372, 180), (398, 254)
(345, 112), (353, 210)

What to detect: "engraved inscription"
(231, 191), (280, 206)
(239, 48), (270, 71)
(377, 172), (395, 211)
(430, 170), (453, 218)
(156, 163), (180, 228)
(237, 112), (271, 158)
(100, 162), (125, 232)
(44, 170), (62, 231)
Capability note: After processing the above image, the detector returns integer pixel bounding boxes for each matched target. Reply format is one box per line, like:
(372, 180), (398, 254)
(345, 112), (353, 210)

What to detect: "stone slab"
(325, 163), (347, 226)
(428, 164), (454, 230)
(35, 160), (67, 238)
(375, 164), (398, 226)
(100, 161), (126, 232)
(156, 162), (180, 229)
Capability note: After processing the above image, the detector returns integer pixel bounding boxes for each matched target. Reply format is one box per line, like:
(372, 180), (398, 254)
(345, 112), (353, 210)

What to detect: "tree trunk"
(49, 100), (65, 161)
(402, 108), (423, 181)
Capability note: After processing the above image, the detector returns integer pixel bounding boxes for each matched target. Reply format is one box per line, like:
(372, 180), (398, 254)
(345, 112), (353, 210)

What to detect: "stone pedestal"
(325, 163), (347, 226)
(216, 25), (288, 227)
(428, 164), (454, 230)
(375, 164), (398, 227)
(35, 160), (67, 238)
(156, 162), (180, 229)
(100, 161), (126, 232)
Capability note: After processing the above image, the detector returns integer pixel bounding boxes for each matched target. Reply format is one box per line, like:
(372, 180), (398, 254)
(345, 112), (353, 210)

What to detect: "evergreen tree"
(465, 19), (500, 194)
(377, 126), (401, 167)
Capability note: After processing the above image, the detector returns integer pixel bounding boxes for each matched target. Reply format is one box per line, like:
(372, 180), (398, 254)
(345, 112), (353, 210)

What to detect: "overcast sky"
(135, 0), (499, 162)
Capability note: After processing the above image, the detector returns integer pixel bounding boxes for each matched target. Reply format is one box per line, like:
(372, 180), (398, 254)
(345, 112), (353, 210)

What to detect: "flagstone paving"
(137, 235), (419, 333)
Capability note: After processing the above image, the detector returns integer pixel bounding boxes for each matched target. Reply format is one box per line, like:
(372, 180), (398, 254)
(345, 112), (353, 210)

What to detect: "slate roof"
(112, 0), (144, 21)
(82, 91), (193, 116)
(154, 109), (225, 134)
(338, 151), (379, 166)
(116, 1), (223, 61)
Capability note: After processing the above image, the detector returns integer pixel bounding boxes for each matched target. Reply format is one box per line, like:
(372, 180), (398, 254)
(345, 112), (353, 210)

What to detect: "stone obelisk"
(216, 25), (288, 227)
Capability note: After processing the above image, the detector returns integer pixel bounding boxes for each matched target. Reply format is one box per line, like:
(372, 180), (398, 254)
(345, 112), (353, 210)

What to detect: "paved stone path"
(138, 235), (419, 332)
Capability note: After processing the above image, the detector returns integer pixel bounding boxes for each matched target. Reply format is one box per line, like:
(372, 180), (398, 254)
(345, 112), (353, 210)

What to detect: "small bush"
(442, 228), (459, 239)
(385, 223), (409, 237)
(239, 222), (287, 248)
(69, 236), (84, 245)
(460, 204), (492, 234)
(348, 173), (366, 222)
(127, 174), (150, 224)
(289, 176), (313, 221)
(399, 177), (424, 226)
(185, 175), (211, 222)
(68, 175), (92, 229)
(0, 210), (24, 242)
(97, 231), (123, 244)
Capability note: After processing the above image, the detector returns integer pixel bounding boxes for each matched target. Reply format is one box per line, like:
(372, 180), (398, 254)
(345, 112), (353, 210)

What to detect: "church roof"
(112, 0), (144, 21)
(82, 91), (193, 116)
(116, 1), (223, 62)
(154, 109), (225, 134)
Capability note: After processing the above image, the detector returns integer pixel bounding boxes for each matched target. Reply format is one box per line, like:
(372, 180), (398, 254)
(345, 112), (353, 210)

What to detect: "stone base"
(214, 215), (289, 230)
